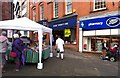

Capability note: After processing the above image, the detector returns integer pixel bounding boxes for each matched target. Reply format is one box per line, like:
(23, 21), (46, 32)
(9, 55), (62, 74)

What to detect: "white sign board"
(7, 30), (13, 38)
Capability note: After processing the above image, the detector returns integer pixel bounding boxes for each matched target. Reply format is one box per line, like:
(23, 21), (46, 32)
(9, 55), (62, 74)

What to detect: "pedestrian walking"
(12, 34), (24, 71)
(55, 35), (64, 60)
(0, 31), (10, 73)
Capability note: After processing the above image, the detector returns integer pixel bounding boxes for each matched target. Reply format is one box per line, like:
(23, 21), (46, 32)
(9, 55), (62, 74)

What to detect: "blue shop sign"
(37, 20), (48, 26)
(80, 15), (120, 30)
(49, 16), (77, 29)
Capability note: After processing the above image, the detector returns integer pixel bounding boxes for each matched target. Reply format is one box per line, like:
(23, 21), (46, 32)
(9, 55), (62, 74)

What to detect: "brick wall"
(2, 2), (13, 20)
(29, 1), (119, 51)
(29, 1), (119, 23)
(0, 1), (2, 20)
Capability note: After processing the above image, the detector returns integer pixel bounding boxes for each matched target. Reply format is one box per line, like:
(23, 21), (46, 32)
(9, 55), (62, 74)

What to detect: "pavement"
(1, 48), (119, 77)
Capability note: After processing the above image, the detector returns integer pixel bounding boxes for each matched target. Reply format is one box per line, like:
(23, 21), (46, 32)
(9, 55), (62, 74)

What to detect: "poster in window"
(64, 29), (71, 37)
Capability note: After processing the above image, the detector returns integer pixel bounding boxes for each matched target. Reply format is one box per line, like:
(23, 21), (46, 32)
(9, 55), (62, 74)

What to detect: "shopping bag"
(21, 53), (25, 65)
(10, 52), (17, 58)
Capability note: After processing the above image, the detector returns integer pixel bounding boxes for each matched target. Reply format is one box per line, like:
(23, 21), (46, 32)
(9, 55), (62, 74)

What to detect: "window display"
(83, 35), (119, 53)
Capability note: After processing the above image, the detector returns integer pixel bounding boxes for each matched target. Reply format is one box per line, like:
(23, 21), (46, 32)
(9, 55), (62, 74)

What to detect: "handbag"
(10, 52), (17, 58)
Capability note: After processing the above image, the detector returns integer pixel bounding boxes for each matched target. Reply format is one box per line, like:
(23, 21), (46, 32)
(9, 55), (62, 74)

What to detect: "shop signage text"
(53, 22), (68, 27)
(80, 15), (120, 30)
(37, 20), (48, 26)
(88, 22), (103, 26)
(49, 16), (77, 29)
(106, 17), (120, 27)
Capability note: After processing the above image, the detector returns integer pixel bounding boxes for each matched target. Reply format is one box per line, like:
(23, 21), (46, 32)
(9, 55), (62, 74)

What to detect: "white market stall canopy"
(0, 17), (52, 32)
(0, 17), (53, 69)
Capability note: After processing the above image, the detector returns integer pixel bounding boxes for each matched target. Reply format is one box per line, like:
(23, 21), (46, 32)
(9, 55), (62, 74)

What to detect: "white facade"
(79, 11), (120, 53)
(13, 0), (29, 37)
(79, 29), (120, 52)
(14, 0), (19, 18)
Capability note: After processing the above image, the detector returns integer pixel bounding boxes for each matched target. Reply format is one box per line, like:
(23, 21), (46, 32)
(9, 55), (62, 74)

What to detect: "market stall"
(0, 17), (53, 69)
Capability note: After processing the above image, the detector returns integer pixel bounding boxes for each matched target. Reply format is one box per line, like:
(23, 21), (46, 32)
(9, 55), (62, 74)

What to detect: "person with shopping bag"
(12, 34), (24, 71)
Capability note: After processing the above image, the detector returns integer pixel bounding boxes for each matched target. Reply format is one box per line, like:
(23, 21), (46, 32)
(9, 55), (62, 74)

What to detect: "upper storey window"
(65, 0), (72, 14)
(94, 0), (106, 11)
(54, 0), (58, 18)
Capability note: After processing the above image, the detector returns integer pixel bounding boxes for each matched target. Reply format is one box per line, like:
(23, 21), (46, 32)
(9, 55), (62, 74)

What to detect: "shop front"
(79, 14), (120, 53)
(37, 20), (48, 26)
(49, 14), (77, 46)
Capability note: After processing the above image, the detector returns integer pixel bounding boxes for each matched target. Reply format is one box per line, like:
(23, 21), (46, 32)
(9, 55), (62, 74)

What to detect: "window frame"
(40, 4), (44, 20)
(33, 8), (36, 21)
(93, 0), (106, 11)
(65, 0), (72, 15)
(53, 0), (59, 18)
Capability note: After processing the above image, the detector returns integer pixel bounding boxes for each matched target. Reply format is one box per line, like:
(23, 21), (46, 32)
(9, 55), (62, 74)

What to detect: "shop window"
(95, 36), (110, 52)
(94, 0), (106, 11)
(83, 36), (111, 52)
(91, 37), (96, 51)
(64, 28), (76, 44)
(83, 37), (89, 51)
(94, 36), (110, 52)
(111, 35), (119, 49)
(53, 0), (58, 18)
(83, 29), (120, 52)
(83, 37), (92, 52)
(53, 28), (76, 45)
(65, 0), (72, 14)
(40, 4), (44, 20)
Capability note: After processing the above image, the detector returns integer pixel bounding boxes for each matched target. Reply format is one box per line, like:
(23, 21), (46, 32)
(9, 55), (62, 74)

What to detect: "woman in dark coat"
(12, 34), (24, 71)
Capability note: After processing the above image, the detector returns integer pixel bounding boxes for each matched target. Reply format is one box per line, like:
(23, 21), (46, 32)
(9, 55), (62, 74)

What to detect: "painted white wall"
(13, 0), (19, 19)
(22, 6), (27, 16)
(83, 30), (95, 36)
(119, 29), (120, 35)
(83, 29), (120, 36)
(96, 29), (110, 35)
(111, 29), (119, 35)
(79, 28), (83, 52)
(21, 0), (27, 16)
(27, 31), (30, 37)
